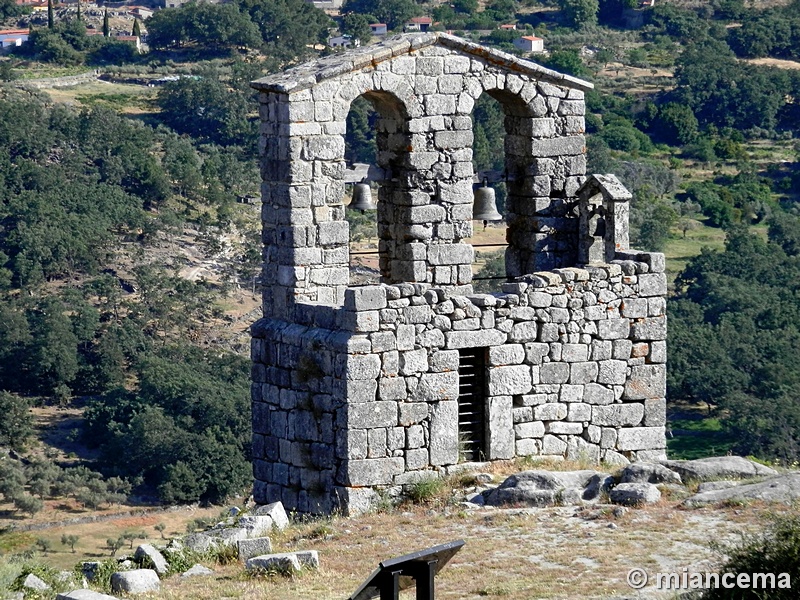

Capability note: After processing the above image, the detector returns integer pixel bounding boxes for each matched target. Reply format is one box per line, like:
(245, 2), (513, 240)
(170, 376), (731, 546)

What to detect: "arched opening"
(342, 90), (411, 287)
(469, 89), (532, 291)
(470, 92), (507, 293)
(344, 97), (380, 286)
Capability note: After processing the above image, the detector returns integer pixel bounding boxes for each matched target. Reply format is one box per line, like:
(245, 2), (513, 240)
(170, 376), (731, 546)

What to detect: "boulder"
(246, 554), (300, 575)
(485, 470), (612, 507)
(238, 515), (273, 538)
(22, 573), (50, 592)
(620, 462), (682, 485)
(237, 537), (273, 560)
(246, 551), (319, 574)
(253, 501), (290, 530)
(110, 570), (160, 594)
(81, 562), (102, 582)
(207, 527), (248, 545)
(683, 473), (800, 507)
(183, 532), (215, 553)
(661, 456), (777, 482)
(609, 482), (661, 506)
(57, 590), (120, 600)
(181, 564), (214, 578)
(134, 544), (169, 575)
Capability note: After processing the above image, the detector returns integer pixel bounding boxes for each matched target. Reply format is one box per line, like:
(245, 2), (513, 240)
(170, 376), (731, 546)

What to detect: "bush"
(702, 514), (800, 599)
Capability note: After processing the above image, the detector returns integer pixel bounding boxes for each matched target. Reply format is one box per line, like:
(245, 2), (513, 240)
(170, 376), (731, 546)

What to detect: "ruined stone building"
(249, 33), (667, 515)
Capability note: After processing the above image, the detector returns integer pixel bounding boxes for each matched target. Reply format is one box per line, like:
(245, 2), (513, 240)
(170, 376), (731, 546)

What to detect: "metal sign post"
(348, 540), (465, 600)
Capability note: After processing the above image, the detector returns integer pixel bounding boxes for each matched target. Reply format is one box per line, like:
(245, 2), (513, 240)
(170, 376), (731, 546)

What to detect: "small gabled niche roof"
(577, 174), (633, 202)
(251, 32), (594, 94)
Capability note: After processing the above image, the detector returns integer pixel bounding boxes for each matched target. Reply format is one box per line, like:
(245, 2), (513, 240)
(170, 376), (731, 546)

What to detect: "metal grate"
(458, 348), (487, 462)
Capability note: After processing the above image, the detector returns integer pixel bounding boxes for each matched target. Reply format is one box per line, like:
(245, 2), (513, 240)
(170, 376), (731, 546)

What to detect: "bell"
(473, 180), (502, 222)
(349, 182), (376, 211)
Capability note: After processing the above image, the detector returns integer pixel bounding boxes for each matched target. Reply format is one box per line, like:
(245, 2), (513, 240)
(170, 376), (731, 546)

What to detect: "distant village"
(0, 0), (558, 56)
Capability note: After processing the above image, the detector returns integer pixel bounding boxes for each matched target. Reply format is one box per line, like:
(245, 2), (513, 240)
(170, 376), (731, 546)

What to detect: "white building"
(514, 35), (544, 53)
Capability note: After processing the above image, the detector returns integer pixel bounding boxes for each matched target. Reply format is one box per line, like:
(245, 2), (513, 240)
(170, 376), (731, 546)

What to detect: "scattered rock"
(683, 473), (800, 507)
(246, 554), (300, 574)
(238, 515), (273, 538)
(485, 470), (612, 507)
(22, 573), (50, 592)
(207, 527), (248, 545)
(56, 590), (120, 600)
(252, 501), (290, 530)
(183, 532), (215, 553)
(110, 569), (160, 594)
(237, 537), (273, 560)
(611, 506), (628, 518)
(246, 550), (319, 574)
(475, 473), (494, 484)
(134, 544), (169, 575)
(181, 564), (214, 578)
(609, 482), (661, 506)
(229, 506), (241, 517)
(81, 562), (102, 582)
(661, 456), (777, 482)
(620, 462), (682, 485)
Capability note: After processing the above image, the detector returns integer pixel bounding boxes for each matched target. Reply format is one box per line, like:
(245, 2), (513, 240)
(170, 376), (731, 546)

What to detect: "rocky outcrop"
(661, 456), (777, 481)
(683, 473), (800, 507)
(485, 470), (613, 507)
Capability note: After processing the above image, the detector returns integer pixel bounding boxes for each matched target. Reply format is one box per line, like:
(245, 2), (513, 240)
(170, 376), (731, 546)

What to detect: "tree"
(76, 0), (81, 22)
(47, 0), (53, 29)
(61, 534), (79, 553)
(340, 0), (419, 30)
(559, 0), (599, 28)
(0, 392), (33, 450)
(107, 537), (125, 557)
(342, 13), (373, 46)
(0, 0), (29, 20)
(14, 493), (43, 517)
(652, 103), (698, 146)
(132, 18), (141, 38)
(156, 74), (256, 147)
(238, 0), (333, 59)
(35, 538), (52, 554)
(154, 523), (166, 539)
(103, 9), (110, 37)
(146, 3), (261, 52)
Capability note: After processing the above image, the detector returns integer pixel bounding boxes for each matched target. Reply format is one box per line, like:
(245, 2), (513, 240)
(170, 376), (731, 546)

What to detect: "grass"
(667, 416), (738, 460)
(663, 222), (726, 283)
(0, 502), (232, 570)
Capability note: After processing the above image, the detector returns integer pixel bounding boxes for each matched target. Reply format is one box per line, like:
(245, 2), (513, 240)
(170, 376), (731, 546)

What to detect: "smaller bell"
(473, 179), (502, 222)
(349, 181), (377, 211)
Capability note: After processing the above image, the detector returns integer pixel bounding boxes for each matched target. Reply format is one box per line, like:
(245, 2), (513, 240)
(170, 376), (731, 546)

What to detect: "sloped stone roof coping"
(577, 174), (633, 201)
(251, 32), (594, 94)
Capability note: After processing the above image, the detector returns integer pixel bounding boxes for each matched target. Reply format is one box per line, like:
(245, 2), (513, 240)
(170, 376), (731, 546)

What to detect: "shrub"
(702, 513), (800, 599)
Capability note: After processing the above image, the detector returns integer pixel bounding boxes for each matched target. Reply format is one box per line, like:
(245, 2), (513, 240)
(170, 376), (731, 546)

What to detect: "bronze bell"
(473, 179), (502, 222)
(349, 182), (376, 211)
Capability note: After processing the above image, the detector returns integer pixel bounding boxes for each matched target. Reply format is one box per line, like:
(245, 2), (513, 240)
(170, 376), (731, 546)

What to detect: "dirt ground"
(158, 498), (787, 600)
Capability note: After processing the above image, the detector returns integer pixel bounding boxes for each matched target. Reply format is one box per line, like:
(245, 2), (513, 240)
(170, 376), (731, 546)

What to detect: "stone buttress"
(250, 33), (667, 515)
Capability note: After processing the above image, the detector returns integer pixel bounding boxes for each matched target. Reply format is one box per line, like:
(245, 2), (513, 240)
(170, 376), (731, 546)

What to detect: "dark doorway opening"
(458, 348), (487, 462)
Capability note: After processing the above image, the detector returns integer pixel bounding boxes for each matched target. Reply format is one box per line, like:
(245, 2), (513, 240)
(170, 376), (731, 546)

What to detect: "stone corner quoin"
(249, 32), (666, 515)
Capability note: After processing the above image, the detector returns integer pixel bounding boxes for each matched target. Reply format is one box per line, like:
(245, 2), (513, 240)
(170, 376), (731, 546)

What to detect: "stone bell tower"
(250, 33), (667, 515)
